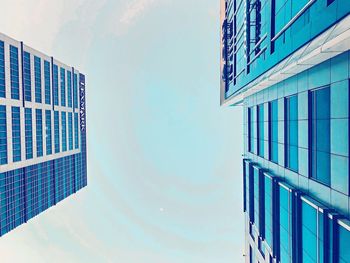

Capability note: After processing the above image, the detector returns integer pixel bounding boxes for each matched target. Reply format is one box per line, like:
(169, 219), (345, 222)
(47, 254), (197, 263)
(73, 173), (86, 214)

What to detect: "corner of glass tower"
(220, 0), (350, 262)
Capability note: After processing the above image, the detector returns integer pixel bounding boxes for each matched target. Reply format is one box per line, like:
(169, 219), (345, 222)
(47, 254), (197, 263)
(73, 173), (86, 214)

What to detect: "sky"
(0, 1), (244, 262)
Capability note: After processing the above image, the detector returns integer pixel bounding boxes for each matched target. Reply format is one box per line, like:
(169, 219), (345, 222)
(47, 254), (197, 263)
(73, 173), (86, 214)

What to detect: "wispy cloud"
(120, 0), (157, 25)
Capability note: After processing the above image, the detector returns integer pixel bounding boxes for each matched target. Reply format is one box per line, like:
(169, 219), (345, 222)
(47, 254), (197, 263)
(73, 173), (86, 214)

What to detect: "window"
(257, 104), (265, 157)
(45, 110), (52, 155)
(34, 56), (42, 103)
(61, 112), (67, 152)
(264, 174), (273, 250)
(247, 0), (268, 71)
(0, 41), (5, 98)
(23, 52), (31, 102)
(243, 160), (250, 213)
(246, 162), (254, 222)
(275, 0), (309, 33)
(248, 107), (255, 153)
(73, 73), (78, 108)
(252, 165), (264, 235)
(310, 87), (331, 185)
(269, 100), (278, 163)
(0, 106), (7, 164)
(68, 112), (73, 150)
(54, 111), (60, 153)
(304, 206), (318, 262)
(67, 71), (72, 108)
(338, 219), (350, 263)
(74, 112), (79, 149)
(36, 109), (43, 157)
(53, 64), (59, 106)
(278, 183), (293, 263)
(60, 68), (66, 106)
(44, 60), (51, 105)
(25, 108), (33, 159)
(233, 1), (246, 84)
(10, 46), (19, 100)
(12, 107), (21, 162)
(285, 95), (298, 172)
(300, 197), (325, 263)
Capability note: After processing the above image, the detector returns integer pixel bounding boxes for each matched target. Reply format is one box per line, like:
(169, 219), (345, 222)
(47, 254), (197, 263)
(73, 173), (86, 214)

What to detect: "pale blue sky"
(0, 1), (243, 262)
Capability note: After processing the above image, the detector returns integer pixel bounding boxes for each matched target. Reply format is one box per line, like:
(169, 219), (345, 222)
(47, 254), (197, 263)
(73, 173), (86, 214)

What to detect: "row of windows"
(244, 160), (350, 263)
(0, 107), (80, 164)
(0, 44), (78, 109)
(248, 85), (334, 187)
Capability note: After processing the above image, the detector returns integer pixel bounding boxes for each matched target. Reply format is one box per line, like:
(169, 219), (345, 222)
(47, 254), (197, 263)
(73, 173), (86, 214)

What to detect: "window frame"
(285, 94), (299, 172)
(257, 103), (265, 158)
(309, 86), (331, 186)
(269, 99), (278, 163)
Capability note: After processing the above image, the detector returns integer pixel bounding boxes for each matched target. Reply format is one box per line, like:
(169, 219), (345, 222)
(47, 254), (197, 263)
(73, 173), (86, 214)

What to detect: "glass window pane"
(315, 87), (330, 120)
(258, 104), (264, 157)
(311, 87), (331, 185)
(339, 221), (350, 263)
(316, 151), (330, 185)
(316, 120), (330, 152)
(286, 95), (298, 172)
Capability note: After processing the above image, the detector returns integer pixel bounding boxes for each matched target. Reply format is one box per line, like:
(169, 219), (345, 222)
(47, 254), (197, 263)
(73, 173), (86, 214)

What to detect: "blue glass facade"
(0, 84), (86, 238)
(221, 0), (350, 99)
(222, 0), (350, 262)
(0, 29), (87, 240)
(242, 52), (350, 262)
(0, 153), (86, 236)
(0, 34), (87, 237)
(244, 51), (350, 262)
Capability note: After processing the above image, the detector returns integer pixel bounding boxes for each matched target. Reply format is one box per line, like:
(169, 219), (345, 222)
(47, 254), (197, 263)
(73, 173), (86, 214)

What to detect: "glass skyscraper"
(221, 0), (350, 262)
(0, 32), (87, 236)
